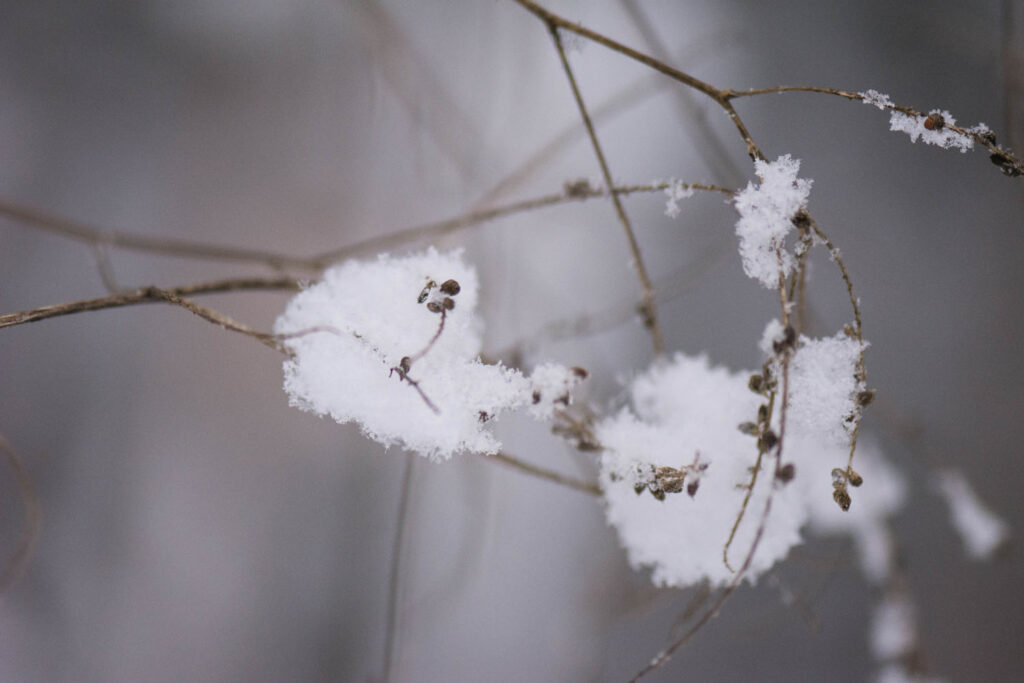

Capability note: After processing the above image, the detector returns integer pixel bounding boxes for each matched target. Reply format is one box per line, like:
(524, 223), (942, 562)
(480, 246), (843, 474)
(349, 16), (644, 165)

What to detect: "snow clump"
(274, 249), (583, 460)
(733, 155), (813, 289)
(597, 344), (903, 588)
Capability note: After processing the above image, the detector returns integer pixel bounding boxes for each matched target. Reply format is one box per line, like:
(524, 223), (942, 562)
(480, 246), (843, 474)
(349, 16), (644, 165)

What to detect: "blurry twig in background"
(0, 435), (40, 594)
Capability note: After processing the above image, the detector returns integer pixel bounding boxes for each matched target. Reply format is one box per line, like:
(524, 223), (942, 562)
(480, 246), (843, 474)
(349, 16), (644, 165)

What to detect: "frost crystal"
(931, 469), (1010, 560)
(889, 109), (974, 152)
(734, 155), (812, 288)
(663, 178), (695, 218)
(274, 249), (578, 460)
(860, 89), (894, 110)
(597, 351), (902, 588)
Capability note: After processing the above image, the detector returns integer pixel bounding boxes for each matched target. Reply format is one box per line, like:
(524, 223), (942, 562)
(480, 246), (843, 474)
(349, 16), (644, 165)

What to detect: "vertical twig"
(546, 23), (665, 355)
(0, 435), (41, 593)
(382, 453), (415, 682)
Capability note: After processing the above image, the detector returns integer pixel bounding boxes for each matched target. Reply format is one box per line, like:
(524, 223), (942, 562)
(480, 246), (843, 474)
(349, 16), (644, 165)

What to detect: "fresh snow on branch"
(596, 350), (903, 588)
(734, 155), (812, 289)
(274, 249), (583, 460)
(888, 109), (977, 152)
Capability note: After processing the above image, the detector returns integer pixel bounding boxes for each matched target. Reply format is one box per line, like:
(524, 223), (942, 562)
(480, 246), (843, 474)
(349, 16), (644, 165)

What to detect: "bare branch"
(486, 451), (601, 497)
(546, 22), (665, 355)
(0, 434), (41, 594)
(0, 277), (300, 352)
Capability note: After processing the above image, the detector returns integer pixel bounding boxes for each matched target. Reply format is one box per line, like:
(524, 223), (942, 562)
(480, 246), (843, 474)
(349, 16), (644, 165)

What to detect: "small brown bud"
(748, 374), (764, 393)
(923, 112), (945, 131)
(777, 463), (796, 483)
(847, 468), (863, 487)
(757, 404), (769, 424)
(651, 488), (666, 502)
(633, 482), (646, 496)
(426, 301), (442, 313)
(442, 297), (455, 310)
(571, 366), (589, 379)
(686, 480), (700, 498)
(439, 279), (461, 296)
(759, 429), (779, 451)
(738, 421), (759, 436)
(531, 390), (541, 405)
(833, 487), (852, 511)
(856, 389), (876, 407)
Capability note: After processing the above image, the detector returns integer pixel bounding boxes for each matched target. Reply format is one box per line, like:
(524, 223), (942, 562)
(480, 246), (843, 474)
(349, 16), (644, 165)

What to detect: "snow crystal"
(785, 332), (866, 444)
(931, 469), (1010, 560)
(597, 351), (903, 588)
(860, 89), (894, 110)
(274, 249), (580, 460)
(889, 109), (973, 152)
(734, 155), (813, 289)
(663, 178), (695, 218)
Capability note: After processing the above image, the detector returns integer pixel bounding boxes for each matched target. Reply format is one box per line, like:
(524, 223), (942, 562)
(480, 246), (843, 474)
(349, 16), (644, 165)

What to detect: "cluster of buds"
(417, 278), (461, 313)
(831, 466), (863, 511)
(633, 452), (708, 502)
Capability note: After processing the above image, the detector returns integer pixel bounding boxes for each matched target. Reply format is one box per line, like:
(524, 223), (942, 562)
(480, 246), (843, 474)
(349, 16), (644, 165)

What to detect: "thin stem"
(486, 451), (601, 497)
(513, 0), (723, 100)
(382, 453), (415, 682)
(633, 344), (792, 681)
(806, 217), (866, 472)
(0, 434), (41, 593)
(0, 200), (314, 271)
(547, 22), (665, 355)
(0, 277), (300, 352)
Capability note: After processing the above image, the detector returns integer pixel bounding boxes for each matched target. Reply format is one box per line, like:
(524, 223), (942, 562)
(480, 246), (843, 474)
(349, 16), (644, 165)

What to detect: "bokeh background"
(1, 0), (1022, 680)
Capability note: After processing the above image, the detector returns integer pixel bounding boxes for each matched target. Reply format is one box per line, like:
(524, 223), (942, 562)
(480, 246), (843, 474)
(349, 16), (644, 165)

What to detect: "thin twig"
(0, 277), (300, 352)
(382, 453), (415, 683)
(0, 200), (315, 271)
(486, 451), (601, 497)
(547, 22), (665, 355)
(0, 434), (41, 593)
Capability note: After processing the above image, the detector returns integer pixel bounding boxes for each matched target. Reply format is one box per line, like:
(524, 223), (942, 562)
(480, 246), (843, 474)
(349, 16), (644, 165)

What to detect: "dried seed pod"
(923, 112), (945, 130)
(442, 297), (455, 310)
(847, 468), (864, 487)
(738, 421), (759, 436)
(759, 429), (779, 451)
(833, 487), (852, 511)
(417, 279), (437, 304)
(686, 480), (700, 498)
(651, 488), (666, 502)
(655, 466), (686, 494)
(777, 463), (796, 483)
(748, 374), (764, 393)
(571, 366), (589, 379)
(757, 404), (769, 424)
(633, 482), (647, 496)
(857, 389), (876, 407)
(831, 468), (847, 486)
(425, 301), (443, 314)
(439, 279), (461, 296)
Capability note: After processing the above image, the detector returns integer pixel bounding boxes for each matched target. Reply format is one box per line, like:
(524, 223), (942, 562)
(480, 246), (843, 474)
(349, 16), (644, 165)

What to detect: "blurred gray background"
(1, 0), (1022, 681)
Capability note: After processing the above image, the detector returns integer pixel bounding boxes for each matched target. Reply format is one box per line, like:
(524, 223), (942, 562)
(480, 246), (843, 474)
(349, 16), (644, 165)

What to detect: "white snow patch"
(734, 155), (812, 288)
